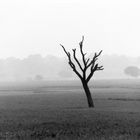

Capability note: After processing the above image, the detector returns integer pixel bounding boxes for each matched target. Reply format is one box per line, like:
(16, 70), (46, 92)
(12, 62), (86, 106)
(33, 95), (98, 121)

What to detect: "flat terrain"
(0, 79), (140, 139)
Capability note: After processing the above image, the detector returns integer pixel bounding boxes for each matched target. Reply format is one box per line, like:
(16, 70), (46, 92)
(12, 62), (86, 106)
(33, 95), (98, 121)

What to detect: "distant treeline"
(0, 54), (139, 81)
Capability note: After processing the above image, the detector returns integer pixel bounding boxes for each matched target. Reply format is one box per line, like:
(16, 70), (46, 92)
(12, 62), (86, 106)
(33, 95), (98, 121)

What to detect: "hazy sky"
(0, 0), (140, 58)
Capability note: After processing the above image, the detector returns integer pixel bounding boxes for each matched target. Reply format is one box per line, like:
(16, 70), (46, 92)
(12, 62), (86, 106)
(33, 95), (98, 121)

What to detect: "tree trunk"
(82, 81), (94, 108)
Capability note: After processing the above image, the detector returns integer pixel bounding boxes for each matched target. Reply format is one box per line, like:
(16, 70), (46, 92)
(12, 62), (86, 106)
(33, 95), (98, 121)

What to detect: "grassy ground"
(0, 79), (140, 139)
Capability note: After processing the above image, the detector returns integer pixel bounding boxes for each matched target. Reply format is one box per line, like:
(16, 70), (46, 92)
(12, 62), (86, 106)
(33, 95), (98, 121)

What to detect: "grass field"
(0, 79), (140, 140)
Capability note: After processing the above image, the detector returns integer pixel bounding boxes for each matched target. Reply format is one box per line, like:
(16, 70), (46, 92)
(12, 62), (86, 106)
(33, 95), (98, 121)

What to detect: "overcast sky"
(0, 0), (140, 58)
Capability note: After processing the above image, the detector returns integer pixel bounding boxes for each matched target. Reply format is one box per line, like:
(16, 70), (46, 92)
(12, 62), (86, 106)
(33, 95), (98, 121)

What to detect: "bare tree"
(60, 36), (103, 108)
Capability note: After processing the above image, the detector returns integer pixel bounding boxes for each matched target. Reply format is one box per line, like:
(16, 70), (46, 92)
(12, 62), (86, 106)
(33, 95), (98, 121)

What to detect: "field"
(0, 79), (140, 140)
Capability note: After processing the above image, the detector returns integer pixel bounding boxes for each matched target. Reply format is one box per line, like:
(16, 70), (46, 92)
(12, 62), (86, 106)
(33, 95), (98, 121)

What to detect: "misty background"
(0, 54), (139, 81)
(1, 0), (140, 81)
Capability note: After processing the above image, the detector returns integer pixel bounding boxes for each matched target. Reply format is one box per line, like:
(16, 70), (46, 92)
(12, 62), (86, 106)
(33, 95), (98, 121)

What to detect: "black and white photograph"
(0, 0), (140, 139)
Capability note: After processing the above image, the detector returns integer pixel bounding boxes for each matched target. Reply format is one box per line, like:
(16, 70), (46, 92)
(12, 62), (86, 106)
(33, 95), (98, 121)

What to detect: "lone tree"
(60, 36), (103, 108)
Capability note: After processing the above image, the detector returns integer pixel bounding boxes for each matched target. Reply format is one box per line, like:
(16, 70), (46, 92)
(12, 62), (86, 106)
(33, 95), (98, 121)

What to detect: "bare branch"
(72, 49), (83, 72)
(86, 64), (97, 83)
(60, 37), (103, 84)
(85, 58), (90, 65)
(97, 66), (104, 70)
(79, 36), (84, 47)
(79, 36), (87, 67)
(86, 63), (104, 83)
(60, 44), (82, 79)
(86, 50), (103, 69)
(86, 72), (94, 83)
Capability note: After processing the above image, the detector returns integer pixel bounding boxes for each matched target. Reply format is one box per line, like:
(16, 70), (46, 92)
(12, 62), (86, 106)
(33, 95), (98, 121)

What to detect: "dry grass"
(0, 79), (140, 139)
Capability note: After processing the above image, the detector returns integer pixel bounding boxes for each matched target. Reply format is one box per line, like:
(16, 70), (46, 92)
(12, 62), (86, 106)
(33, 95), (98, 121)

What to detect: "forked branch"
(60, 36), (103, 83)
(60, 44), (82, 79)
(72, 49), (83, 72)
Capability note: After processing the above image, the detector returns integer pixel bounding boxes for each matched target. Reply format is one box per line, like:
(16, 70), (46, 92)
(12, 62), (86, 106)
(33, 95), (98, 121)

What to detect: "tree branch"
(60, 44), (82, 79)
(86, 50), (103, 69)
(72, 49), (83, 72)
(60, 36), (103, 84)
(85, 58), (90, 65)
(79, 36), (87, 67)
(86, 63), (104, 83)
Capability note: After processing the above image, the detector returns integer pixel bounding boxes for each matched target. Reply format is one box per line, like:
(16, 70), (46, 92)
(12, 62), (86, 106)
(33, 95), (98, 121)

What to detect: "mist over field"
(1, 0), (140, 139)
(0, 54), (140, 81)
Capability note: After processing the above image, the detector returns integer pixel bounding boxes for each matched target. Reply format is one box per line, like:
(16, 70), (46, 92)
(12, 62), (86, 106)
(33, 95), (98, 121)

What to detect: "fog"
(0, 54), (139, 81)
(1, 0), (140, 58)
(1, 1), (140, 81)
